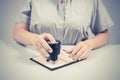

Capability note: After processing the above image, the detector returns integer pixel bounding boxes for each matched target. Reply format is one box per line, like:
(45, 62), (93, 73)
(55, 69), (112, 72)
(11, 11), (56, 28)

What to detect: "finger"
(32, 38), (42, 50)
(35, 45), (46, 57)
(34, 37), (52, 52)
(79, 50), (91, 60)
(47, 34), (56, 43)
(35, 38), (42, 48)
(43, 33), (56, 43)
(37, 46), (50, 58)
(39, 38), (53, 53)
(33, 40), (50, 58)
(81, 52), (90, 60)
(41, 48), (50, 58)
(72, 50), (83, 60)
(72, 45), (87, 60)
(32, 37), (50, 58)
(70, 44), (83, 58)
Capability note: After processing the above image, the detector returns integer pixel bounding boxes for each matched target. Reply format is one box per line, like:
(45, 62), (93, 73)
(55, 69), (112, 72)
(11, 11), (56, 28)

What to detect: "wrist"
(83, 39), (95, 50)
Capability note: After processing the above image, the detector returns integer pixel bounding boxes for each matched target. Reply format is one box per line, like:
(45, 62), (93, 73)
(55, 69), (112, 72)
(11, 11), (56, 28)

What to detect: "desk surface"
(0, 40), (120, 80)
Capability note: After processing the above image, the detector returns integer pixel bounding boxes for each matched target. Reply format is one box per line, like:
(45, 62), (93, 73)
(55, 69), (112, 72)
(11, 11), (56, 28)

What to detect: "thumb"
(45, 34), (56, 43)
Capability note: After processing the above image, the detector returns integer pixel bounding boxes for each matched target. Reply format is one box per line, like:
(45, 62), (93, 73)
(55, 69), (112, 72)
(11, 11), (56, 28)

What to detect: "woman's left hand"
(67, 41), (93, 61)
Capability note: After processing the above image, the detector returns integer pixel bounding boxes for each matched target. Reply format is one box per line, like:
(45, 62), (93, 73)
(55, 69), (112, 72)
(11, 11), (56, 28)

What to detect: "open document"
(30, 45), (85, 70)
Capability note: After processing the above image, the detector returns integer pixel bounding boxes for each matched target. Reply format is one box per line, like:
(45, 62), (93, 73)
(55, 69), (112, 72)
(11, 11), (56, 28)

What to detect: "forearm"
(13, 23), (39, 45)
(84, 30), (109, 50)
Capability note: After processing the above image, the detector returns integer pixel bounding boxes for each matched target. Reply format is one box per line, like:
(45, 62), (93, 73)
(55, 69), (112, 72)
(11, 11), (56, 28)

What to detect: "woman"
(13, 0), (113, 61)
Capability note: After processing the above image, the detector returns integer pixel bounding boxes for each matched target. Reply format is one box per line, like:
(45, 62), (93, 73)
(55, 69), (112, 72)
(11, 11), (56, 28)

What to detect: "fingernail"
(48, 49), (52, 53)
(46, 54), (49, 57)
(75, 58), (77, 61)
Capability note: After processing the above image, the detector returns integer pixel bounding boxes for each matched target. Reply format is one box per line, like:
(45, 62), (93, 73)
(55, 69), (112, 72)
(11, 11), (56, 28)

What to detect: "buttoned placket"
(54, 0), (66, 43)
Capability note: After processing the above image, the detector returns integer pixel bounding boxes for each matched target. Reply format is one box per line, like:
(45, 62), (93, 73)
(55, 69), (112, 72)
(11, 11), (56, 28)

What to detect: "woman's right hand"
(32, 33), (56, 58)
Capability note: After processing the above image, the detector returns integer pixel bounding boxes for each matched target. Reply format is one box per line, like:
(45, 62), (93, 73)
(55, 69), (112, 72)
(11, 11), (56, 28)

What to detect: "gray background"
(0, 0), (120, 44)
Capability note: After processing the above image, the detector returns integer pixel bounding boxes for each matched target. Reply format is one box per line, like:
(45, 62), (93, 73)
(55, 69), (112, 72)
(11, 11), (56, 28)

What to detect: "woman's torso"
(29, 0), (95, 45)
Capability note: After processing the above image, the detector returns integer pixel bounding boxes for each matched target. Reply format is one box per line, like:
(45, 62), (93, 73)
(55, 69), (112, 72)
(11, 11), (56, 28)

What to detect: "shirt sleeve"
(90, 0), (114, 35)
(16, 0), (32, 24)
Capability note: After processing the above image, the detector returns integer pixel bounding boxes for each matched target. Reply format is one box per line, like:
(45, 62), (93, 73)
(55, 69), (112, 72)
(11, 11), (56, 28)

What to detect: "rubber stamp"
(47, 40), (61, 64)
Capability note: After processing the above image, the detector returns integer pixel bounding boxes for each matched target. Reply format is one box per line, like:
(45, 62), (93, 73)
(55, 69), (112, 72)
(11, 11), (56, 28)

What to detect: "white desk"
(0, 40), (120, 80)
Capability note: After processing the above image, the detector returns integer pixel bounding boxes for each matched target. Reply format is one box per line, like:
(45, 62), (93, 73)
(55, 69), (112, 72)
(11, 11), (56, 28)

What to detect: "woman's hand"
(67, 30), (109, 61)
(67, 41), (93, 61)
(32, 33), (56, 58)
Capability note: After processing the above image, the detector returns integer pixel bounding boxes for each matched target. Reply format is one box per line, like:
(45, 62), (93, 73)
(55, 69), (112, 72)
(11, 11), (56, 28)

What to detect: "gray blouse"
(17, 0), (113, 45)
